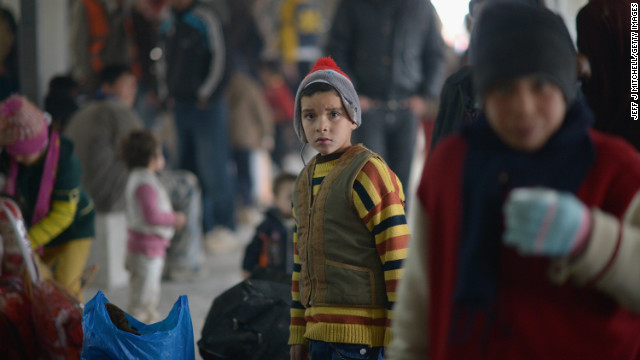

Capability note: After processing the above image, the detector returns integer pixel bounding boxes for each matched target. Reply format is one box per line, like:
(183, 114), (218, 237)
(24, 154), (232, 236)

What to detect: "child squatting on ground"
(242, 172), (297, 279)
(0, 95), (95, 302)
(120, 129), (186, 323)
(288, 57), (409, 360)
(387, 3), (640, 360)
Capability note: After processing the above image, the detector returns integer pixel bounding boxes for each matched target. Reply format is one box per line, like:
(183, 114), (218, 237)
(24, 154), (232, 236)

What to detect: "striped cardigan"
(289, 146), (409, 347)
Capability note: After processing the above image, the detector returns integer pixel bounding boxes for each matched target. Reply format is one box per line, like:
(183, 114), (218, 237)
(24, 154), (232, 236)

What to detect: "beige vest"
(294, 145), (387, 308)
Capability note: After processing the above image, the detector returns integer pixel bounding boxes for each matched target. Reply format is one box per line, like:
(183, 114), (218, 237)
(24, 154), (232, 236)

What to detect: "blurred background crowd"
(0, 0), (633, 299)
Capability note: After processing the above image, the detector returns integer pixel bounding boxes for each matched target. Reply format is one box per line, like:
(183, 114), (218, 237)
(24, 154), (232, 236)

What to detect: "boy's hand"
(290, 344), (309, 360)
(503, 188), (592, 257)
(174, 212), (187, 230)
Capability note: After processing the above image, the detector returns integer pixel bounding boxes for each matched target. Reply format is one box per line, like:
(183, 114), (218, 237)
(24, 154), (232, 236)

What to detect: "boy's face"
(103, 73), (138, 109)
(484, 76), (566, 152)
(274, 180), (295, 218)
(300, 90), (357, 156)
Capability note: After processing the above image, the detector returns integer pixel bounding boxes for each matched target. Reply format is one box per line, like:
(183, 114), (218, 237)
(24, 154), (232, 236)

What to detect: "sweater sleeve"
(352, 158), (410, 343)
(550, 190), (640, 312)
(194, 6), (226, 101)
(288, 205), (309, 346)
(387, 196), (430, 360)
(134, 184), (176, 226)
(28, 149), (82, 248)
(29, 198), (78, 249)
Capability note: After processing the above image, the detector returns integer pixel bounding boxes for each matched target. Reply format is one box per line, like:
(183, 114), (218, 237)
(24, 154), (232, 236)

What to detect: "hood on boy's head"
(471, 2), (576, 104)
(293, 57), (361, 143)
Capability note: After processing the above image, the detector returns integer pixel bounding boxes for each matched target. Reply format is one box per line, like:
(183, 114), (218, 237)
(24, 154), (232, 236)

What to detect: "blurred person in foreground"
(429, 0), (544, 151)
(388, 3), (640, 359)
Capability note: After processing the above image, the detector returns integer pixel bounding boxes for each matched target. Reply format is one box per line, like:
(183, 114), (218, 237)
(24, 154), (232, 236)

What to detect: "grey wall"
(4, 0), (70, 105)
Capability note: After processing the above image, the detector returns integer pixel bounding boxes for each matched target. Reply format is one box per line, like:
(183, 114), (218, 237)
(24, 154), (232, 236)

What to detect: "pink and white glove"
(503, 188), (592, 257)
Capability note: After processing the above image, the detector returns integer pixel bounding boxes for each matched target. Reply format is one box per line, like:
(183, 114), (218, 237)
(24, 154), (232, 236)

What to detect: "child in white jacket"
(120, 129), (185, 323)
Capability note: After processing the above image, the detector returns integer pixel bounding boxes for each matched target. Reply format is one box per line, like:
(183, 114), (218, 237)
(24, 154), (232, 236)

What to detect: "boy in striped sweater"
(288, 57), (409, 360)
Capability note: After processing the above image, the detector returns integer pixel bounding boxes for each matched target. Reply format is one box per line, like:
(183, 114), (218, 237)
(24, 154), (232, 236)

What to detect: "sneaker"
(204, 226), (238, 254)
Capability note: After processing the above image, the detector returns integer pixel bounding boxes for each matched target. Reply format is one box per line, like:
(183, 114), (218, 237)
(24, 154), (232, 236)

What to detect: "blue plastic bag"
(81, 290), (195, 360)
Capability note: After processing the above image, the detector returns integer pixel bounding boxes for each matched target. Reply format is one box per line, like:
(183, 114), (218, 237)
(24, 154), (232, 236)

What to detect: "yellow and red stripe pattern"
(289, 153), (409, 347)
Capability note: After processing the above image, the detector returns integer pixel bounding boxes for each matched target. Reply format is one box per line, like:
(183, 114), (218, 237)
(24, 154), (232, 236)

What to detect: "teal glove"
(503, 188), (592, 256)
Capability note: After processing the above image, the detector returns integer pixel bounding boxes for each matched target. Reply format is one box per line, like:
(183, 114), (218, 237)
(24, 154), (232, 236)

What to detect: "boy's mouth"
(316, 137), (331, 144)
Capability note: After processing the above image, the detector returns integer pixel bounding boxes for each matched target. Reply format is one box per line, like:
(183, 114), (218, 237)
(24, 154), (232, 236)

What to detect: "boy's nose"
(317, 117), (329, 132)
(513, 90), (536, 118)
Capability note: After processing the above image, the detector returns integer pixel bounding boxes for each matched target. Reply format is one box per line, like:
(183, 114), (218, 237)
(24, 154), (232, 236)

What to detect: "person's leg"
(352, 109), (388, 160)
(143, 256), (165, 322)
(41, 238), (92, 302)
(173, 100), (196, 173)
(308, 340), (332, 360)
(126, 253), (165, 323)
(385, 109), (418, 194)
(233, 148), (254, 207)
(134, 83), (161, 130)
(192, 97), (235, 232)
(126, 252), (145, 318)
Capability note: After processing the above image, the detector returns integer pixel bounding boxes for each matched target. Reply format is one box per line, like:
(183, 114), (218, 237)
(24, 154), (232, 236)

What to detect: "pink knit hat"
(0, 95), (49, 157)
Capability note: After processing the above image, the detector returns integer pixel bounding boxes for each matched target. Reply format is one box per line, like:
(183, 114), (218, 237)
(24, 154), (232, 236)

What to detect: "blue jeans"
(173, 98), (235, 232)
(309, 340), (384, 360)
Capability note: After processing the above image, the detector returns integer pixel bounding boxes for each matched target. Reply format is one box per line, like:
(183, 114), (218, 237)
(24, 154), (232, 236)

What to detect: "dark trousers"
(352, 107), (418, 193)
(174, 98), (235, 232)
(233, 149), (253, 207)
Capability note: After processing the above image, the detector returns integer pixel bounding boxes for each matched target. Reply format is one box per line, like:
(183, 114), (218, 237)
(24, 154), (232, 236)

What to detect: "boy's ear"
(350, 121), (358, 130)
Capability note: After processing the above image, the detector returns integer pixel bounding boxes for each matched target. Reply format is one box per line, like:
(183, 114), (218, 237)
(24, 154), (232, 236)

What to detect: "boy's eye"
(533, 77), (551, 91)
(330, 111), (341, 118)
(303, 113), (315, 120)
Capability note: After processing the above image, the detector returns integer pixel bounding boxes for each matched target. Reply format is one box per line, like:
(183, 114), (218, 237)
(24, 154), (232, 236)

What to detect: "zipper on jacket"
(304, 162), (314, 306)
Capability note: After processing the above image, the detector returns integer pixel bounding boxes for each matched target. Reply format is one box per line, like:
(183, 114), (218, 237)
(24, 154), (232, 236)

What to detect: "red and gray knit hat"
(0, 95), (50, 157)
(293, 57), (361, 143)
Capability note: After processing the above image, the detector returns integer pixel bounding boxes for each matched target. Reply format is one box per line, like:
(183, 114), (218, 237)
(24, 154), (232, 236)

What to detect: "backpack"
(197, 278), (291, 360)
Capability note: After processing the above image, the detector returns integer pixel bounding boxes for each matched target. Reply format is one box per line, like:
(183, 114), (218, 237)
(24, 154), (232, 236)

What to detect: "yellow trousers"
(41, 238), (92, 302)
